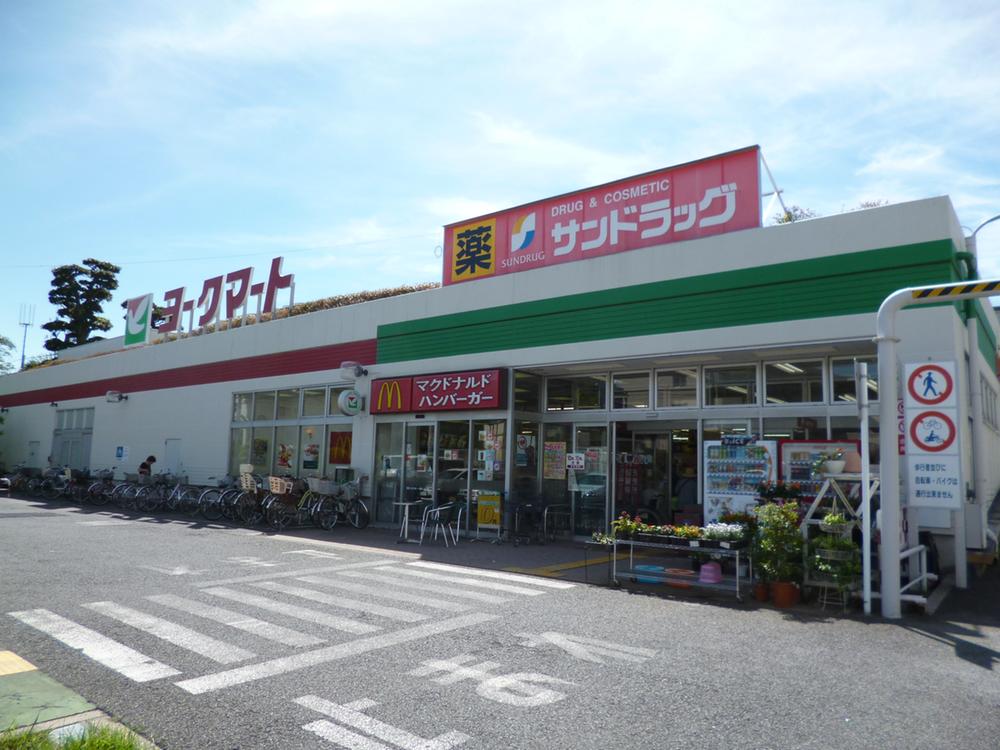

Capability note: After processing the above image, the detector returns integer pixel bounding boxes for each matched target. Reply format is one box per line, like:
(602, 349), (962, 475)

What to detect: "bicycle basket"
(239, 463), (254, 475)
(308, 477), (337, 495)
(239, 473), (257, 493)
(269, 476), (293, 495)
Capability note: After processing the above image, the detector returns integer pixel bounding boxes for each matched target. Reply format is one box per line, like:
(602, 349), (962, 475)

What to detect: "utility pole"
(18, 304), (35, 370)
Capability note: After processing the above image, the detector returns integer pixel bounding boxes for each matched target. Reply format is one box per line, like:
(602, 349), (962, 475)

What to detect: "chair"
(420, 502), (459, 547)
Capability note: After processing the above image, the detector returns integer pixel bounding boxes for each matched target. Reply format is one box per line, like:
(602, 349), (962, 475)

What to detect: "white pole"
(876, 289), (910, 619)
(857, 361), (872, 615)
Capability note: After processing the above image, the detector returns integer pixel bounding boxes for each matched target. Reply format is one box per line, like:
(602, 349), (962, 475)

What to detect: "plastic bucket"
(634, 565), (663, 584)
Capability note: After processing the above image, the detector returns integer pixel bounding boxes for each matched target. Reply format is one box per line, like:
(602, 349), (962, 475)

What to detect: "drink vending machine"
(702, 439), (777, 524)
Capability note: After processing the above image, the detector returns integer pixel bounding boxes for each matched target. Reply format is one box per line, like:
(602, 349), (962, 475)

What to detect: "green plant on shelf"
(810, 534), (861, 591)
(753, 501), (803, 583)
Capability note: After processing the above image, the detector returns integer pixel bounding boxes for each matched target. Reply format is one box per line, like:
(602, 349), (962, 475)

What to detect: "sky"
(2, 0), (1000, 366)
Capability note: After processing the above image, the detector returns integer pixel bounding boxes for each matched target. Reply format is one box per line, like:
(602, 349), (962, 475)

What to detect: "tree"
(0, 334), (14, 374)
(42, 259), (121, 352)
(773, 205), (820, 224)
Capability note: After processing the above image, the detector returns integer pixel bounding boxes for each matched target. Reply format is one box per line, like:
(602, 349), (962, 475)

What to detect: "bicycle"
(135, 473), (200, 514)
(263, 476), (311, 530)
(85, 469), (117, 506)
(196, 475), (236, 522)
(311, 476), (370, 531)
(41, 467), (88, 503)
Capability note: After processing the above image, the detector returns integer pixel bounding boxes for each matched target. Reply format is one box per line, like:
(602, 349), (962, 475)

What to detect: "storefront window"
(299, 425), (323, 477)
(762, 416), (825, 442)
(276, 389), (300, 420)
(511, 421), (539, 502)
(327, 425), (353, 477)
(831, 415), (879, 463)
(229, 428), (251, 476)
(514, 372), (542, 412)
(765, 361), (823, 404)
(546, 375), (607, 411)
(404, 424), (435, 505)
(831, 357), (879, 403)
(253, 391), (276, 421)
(612, 372), (650, 409)
(302, 388), (326, 417)
(374, 423), (404, 523)
(470, 420), (505, 524)
(436, 421), (470, 504)
(251, 427), (272, 474)
(542, 423), (571, 504)
(572, 425), (608, 535)
(704, 365), (758, 406)
(656, 369), (698, 407)
(232, 393), (252, 422)
(273, 425), (297, 475)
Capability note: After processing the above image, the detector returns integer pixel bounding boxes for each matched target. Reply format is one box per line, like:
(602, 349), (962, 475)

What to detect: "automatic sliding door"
(573, 425), (608, 535)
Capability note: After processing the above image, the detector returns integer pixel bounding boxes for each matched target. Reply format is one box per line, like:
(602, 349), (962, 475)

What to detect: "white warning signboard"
(903, 361), (962, 508)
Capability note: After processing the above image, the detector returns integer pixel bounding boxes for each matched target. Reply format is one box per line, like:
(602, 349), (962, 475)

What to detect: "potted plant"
(702, 522), (747, 549)
(818, 511), (853, 535)
(756, 481), (802, 504)
(814, 449), (845, 476)
(810, 534), (861, 593)
(611, 512), (643, 540)
(753, 501), (803, 607)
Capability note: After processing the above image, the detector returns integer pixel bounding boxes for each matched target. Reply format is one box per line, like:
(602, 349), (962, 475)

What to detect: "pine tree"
(42, 258), (121, 352)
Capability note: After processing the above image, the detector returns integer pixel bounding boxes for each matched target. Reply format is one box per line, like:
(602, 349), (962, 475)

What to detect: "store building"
(1, 148), (998, 577)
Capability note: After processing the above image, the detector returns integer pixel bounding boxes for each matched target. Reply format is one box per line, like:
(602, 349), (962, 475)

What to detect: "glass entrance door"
(404, 423), (436, 507)
(572, 425), (608, 535)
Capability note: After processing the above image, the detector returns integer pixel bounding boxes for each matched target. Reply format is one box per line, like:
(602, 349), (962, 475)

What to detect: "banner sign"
(903, 361), (962, 509)
(129, 257), (295, 343)
(124, 294), (154, 348)
(476, 491), (502, 531)
(443, 146), (761, 286)
(370, 369), (504, 414)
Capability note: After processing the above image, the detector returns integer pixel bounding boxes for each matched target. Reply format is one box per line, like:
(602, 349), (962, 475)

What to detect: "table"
(393, 501), (425, 544)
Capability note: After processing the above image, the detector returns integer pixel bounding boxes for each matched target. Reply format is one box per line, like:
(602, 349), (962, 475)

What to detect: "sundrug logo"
(124, 294), (153, 348)
(511, 212), (536, 252)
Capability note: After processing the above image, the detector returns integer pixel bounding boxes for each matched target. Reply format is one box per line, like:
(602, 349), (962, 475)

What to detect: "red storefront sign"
(443, 146), (761, 285)
(370, 370), (504, 414)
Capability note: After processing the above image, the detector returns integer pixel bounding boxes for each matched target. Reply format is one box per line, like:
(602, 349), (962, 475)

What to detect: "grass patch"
(0, 724), (145, 750)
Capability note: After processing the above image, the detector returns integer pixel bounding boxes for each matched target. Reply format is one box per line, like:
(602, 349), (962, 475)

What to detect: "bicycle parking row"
(0, 464), (370, 532)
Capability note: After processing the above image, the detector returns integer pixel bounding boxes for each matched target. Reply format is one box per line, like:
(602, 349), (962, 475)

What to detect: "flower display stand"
(612, 538), (751, 602)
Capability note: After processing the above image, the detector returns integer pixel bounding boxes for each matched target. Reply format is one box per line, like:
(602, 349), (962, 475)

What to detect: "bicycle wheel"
(180, 487), (201, 515)
(137, 486), (159, 513)
(312, 496), (338, 530)
(237, 492), (264, 526)
(199, 488), (224, 521)
(267, 501), (292, 530)
(346, 498), (371, 529)
(220, 489), (242, 520)
(41, 480), (60, 501)
(27, 478), (43, 498)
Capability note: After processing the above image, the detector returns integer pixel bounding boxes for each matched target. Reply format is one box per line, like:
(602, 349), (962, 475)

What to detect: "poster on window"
(329, 431), (353, 465)
(303, 443), (320, 470)
(277, 443), (295, 469)
(543, 441), (567, 480)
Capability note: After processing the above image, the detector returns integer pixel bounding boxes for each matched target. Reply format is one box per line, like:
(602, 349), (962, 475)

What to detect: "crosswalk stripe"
(194, 560), (398, 589)
(8, 609), (179, 682)
(406, 561), (575, 589)
(146, 594), (323, 648)
(203, 587), (379, 634)
(374, 566), (546, 596)
(338, 571), (510, 605)
(175, 612), (497, 694)
(296, 576), (471, 613)
(251, 582), (428, 623)
(83, 601), (255, 664)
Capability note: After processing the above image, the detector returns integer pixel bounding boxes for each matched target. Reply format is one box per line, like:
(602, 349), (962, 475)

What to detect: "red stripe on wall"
(0, 339), (378, 407)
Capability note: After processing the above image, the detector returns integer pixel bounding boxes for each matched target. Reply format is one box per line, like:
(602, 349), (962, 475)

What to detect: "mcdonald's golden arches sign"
(371, 378), (412, 414)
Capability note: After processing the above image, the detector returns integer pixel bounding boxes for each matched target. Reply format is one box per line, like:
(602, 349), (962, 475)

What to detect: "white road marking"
(147, 594), (323, 647)
(83, 601), (255, 664)
(175, 612), (497, 694)
(224, 556), (285, 568)
(283, 549), (343, 559)
(406, 561), (576, 589)
(8, 609), (179, 682)
(139, 565), (207, 576)
(409, 654), (572, 707)
(338, 571), (510, 605)
(203, 587), (379, 634)
(77, 520), (131, 526)
(518, 632), (658, 663)
(296, 576), (471, 613)
(252, 581), (428, 623)
(297, 695), (470, 750)
(374, 566), (546, 596)
(194, 560), (396, 589)
(303, 720), (393, 749)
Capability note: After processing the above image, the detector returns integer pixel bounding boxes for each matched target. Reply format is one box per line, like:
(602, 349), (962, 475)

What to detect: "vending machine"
(702, 439), (778, 524)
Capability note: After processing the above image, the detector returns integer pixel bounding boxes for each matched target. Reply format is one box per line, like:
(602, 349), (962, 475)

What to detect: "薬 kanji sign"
(443, 146), (761, 286)
(371, 369), (505, 414)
